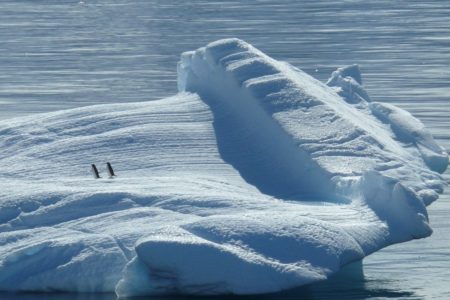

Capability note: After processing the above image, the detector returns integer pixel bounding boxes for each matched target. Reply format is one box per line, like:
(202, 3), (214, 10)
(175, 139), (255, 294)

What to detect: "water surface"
(0, 1), (449, 299)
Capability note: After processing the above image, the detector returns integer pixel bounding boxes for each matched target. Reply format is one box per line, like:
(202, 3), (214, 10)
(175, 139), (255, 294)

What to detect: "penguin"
(106, 162), (116, 178)
(91, 164), (101, 179)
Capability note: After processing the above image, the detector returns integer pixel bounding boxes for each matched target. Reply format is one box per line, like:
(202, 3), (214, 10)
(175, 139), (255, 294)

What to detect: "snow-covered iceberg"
(0, 39), (447, 297)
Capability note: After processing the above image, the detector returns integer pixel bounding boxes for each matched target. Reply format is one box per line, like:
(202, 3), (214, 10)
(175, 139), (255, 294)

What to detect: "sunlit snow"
(0, 39), (447, 297)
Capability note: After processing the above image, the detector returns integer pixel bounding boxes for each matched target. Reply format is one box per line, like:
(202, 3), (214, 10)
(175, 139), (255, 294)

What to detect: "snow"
(326, 64), (371, 103)
(0, 38), (447, 297)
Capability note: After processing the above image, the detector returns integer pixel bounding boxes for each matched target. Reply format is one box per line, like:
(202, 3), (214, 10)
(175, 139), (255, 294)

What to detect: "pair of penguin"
(91, 162), (115, 179)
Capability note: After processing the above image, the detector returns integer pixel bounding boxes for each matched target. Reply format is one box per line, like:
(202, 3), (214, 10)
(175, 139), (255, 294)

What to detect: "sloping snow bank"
(0, 39), (447, 297)
(0, 93), (384, 296)
(178, 38), (447, 241)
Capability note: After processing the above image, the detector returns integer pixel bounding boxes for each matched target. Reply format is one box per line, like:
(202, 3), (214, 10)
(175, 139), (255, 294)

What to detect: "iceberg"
(0, 39), (447, 297)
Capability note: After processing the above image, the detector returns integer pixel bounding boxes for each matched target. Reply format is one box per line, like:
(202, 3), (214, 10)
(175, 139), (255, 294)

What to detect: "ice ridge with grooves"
(0, 38), (447, 297)
(178, 38), (447, 235)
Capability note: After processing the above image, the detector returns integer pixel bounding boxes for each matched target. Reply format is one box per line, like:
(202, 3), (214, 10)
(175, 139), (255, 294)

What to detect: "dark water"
(0, 0), (449, 299)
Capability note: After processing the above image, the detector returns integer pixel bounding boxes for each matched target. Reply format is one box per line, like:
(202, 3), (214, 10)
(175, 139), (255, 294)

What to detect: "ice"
(178, 38), (447, 207)
(0, 39), (447, 297)
(369, 101), (448, 173)
(326, 64), (371, 103)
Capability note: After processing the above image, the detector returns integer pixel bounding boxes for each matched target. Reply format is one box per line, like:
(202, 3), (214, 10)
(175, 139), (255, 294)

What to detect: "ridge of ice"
(0, 38), (447, 296)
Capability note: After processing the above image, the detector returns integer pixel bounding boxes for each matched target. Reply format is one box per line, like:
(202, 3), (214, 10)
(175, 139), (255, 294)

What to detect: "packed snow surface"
(0, 39), (447, 296)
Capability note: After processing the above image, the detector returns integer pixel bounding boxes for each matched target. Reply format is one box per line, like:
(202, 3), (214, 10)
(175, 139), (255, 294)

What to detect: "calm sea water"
(0, 0), (449, 299)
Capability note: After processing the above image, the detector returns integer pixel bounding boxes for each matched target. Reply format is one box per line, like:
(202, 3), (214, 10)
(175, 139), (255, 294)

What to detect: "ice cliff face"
(0, 39), (447, 296)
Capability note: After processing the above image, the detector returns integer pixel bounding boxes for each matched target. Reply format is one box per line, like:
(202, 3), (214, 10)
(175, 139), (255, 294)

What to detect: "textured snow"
(0, 39), (447, 297)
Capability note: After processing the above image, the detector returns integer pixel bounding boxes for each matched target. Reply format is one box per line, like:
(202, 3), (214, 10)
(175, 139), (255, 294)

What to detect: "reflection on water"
(257, 262), (417, 300)
(0, 0), (449, 299)
(0, 293), (116, 300)
(0, 262), (420, 300)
